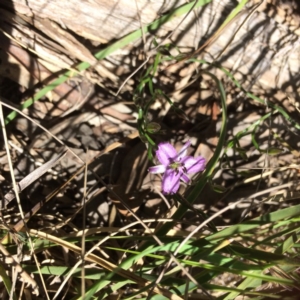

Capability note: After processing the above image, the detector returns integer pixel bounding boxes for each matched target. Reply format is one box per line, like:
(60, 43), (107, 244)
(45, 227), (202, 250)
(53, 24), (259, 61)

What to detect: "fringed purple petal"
(180, 173), (190, 183)
(148, 165), (166, 174)
(162, 169), (181, 194)
(182, 156), (206, 174)
(177, 140), (191, 161)
(156, 142), (177, 165)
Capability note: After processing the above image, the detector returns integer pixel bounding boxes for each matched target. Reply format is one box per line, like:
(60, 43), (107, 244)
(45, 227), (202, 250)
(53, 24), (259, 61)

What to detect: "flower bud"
(146, 122), (161, 134)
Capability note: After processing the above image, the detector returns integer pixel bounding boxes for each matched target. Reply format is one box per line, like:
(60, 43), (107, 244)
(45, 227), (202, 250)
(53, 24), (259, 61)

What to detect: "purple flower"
(149, 141), (206, 194)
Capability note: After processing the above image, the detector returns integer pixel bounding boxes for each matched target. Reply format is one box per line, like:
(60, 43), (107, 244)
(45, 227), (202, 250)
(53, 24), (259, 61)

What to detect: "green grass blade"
(218, 65), (300, 131)
(206, 204), (300, 241)
(275, 232), (299, 255)
(223, 277), (262, 300)
(0, 262), (16, 300)
(5, 0), (211, 124)
(218, 0), (249, 31)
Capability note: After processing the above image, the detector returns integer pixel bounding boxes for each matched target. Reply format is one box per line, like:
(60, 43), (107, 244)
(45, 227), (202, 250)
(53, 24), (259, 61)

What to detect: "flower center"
(169, 161), (184, 173)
